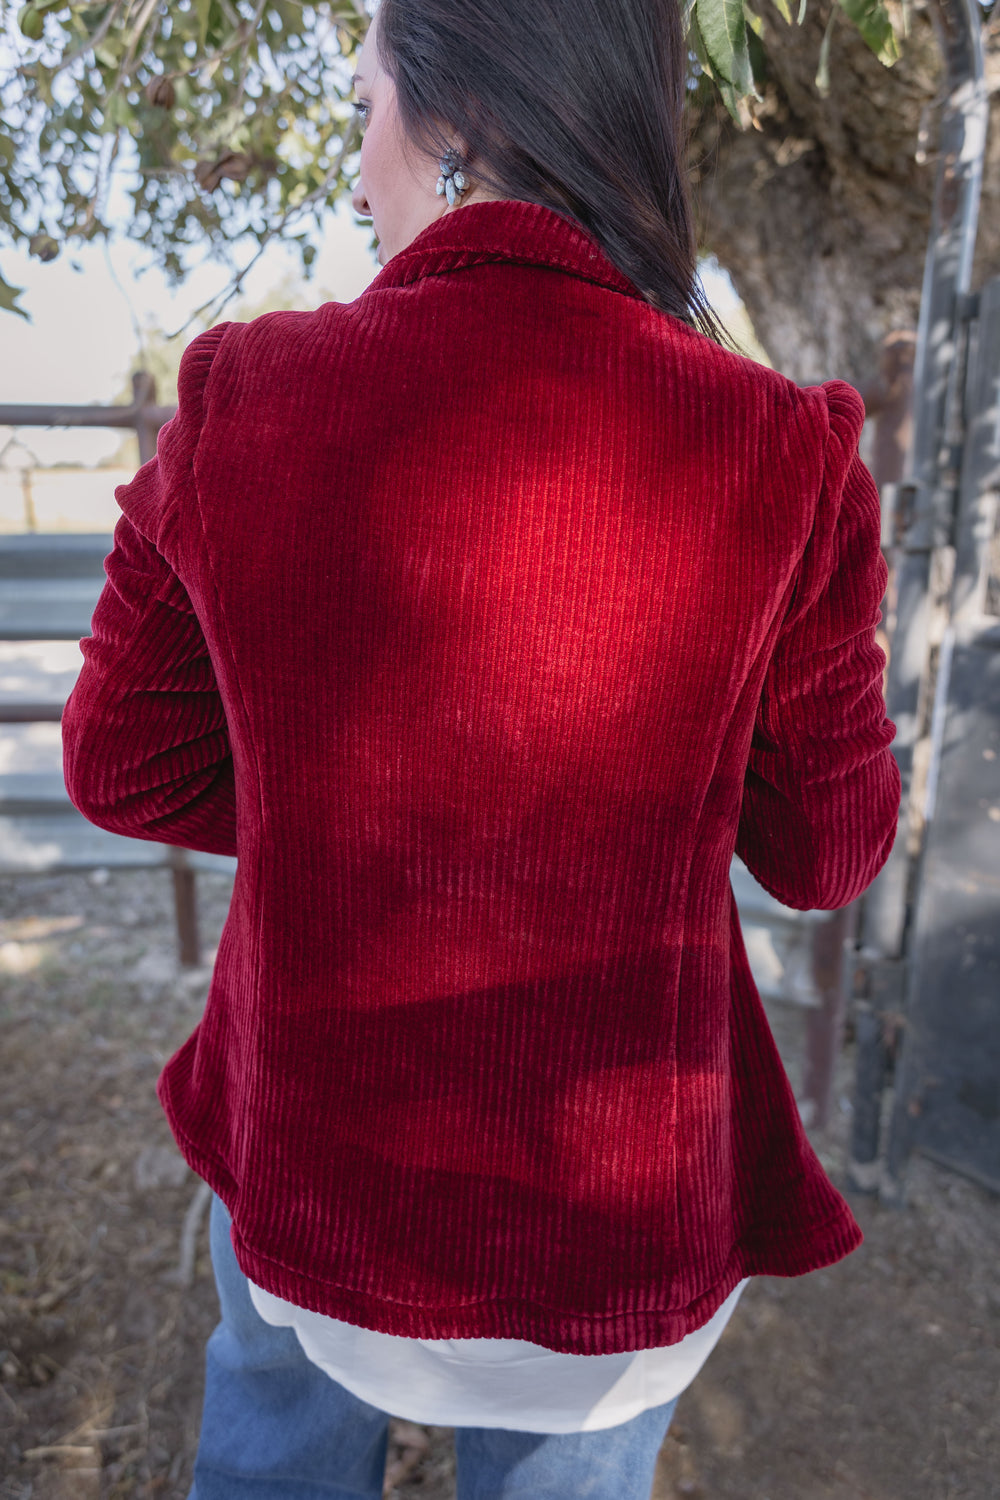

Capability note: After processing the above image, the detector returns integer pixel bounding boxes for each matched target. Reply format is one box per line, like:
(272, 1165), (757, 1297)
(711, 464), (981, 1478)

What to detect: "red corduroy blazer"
(63, 200), (900, 1354)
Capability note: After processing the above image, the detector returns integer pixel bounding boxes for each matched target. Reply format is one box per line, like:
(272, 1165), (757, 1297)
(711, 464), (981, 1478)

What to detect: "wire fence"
(0, 459), (132, 533)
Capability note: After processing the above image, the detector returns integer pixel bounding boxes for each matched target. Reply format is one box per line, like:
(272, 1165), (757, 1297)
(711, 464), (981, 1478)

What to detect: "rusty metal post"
(799, 336), (916, 1136)
(132, 371), (161, 470)
(801, 906), (856, 1129)
(133, 374), (202, 970)
(167, 845), (202, 969)
(860, 331), (917, 493)
(835, 334), (918, 1161)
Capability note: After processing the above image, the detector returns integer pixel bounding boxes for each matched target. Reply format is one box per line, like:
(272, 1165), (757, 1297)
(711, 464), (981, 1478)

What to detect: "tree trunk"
(687, 0), (999, 385)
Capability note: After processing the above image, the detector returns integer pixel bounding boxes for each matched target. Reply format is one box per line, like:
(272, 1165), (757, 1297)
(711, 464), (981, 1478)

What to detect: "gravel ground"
(1, 866), (997, 1500)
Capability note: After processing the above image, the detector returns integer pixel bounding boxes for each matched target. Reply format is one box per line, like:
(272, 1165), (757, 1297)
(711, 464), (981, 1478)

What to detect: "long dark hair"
(376, 0), (720, 338)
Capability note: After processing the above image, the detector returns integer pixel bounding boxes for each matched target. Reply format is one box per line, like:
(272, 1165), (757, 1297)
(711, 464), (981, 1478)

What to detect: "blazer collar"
(369, 199), (642, 300)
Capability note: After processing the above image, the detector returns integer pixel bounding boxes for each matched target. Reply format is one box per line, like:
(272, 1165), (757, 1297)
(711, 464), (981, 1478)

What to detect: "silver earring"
(436, 148), (469, 207)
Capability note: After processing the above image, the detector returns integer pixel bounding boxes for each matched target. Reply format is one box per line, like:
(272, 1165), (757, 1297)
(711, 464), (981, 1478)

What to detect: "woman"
(62, 0), (901, 1495)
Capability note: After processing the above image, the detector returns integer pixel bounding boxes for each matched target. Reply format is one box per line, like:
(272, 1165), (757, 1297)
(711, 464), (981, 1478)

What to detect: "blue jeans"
(188, 1196), (678, 1499)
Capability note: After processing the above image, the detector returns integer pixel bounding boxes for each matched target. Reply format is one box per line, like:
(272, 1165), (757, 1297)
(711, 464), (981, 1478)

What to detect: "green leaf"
(107, 92), (133, 129)
(687, 11), (744, 121)
(0, 270), (30, 320)
(195, 0), (212, 51)
(18, 4), (45, 42)
(686, 11), (713, 74)
(771, 0), (793, 23)
(717, 77), (743, 124)
(815, 8), (836, 95)
(695, 0), (753, 94)
(798, 0), (808, 21)
(837, 0), (899, 65)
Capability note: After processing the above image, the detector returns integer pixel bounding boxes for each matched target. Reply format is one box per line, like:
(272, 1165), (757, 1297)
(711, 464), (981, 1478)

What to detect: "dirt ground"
(1, 866), (997, 1500)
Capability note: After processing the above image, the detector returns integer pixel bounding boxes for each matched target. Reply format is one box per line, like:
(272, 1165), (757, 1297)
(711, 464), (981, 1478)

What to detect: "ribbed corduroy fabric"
(63, 200), (900, 1356)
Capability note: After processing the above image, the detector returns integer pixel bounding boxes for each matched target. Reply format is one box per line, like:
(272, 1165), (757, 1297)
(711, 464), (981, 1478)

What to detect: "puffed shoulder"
(799, 378), (870, 521)
(818, 378), (872, 512)
(113, 322), (233, 546)
(171, 321), (235, 439)
(769, 377), (878, 642)
(820, 378), (866, 456)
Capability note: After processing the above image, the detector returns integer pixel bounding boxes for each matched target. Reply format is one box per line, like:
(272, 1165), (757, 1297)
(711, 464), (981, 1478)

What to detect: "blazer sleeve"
(735, 381), (901, 910)
(61, 327), (237, 857)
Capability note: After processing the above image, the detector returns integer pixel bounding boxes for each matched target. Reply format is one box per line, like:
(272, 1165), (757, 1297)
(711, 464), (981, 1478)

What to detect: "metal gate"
(850, 0), (999, 1196)
(879, 281), (1000, 1195)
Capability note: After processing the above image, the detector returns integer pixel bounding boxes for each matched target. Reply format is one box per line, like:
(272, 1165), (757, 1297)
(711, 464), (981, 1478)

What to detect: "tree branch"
(164, 122), (361, 340)
(118, 0), (164, 89)
(18, 0), (128, 84)
(235, 0), (269, 109)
